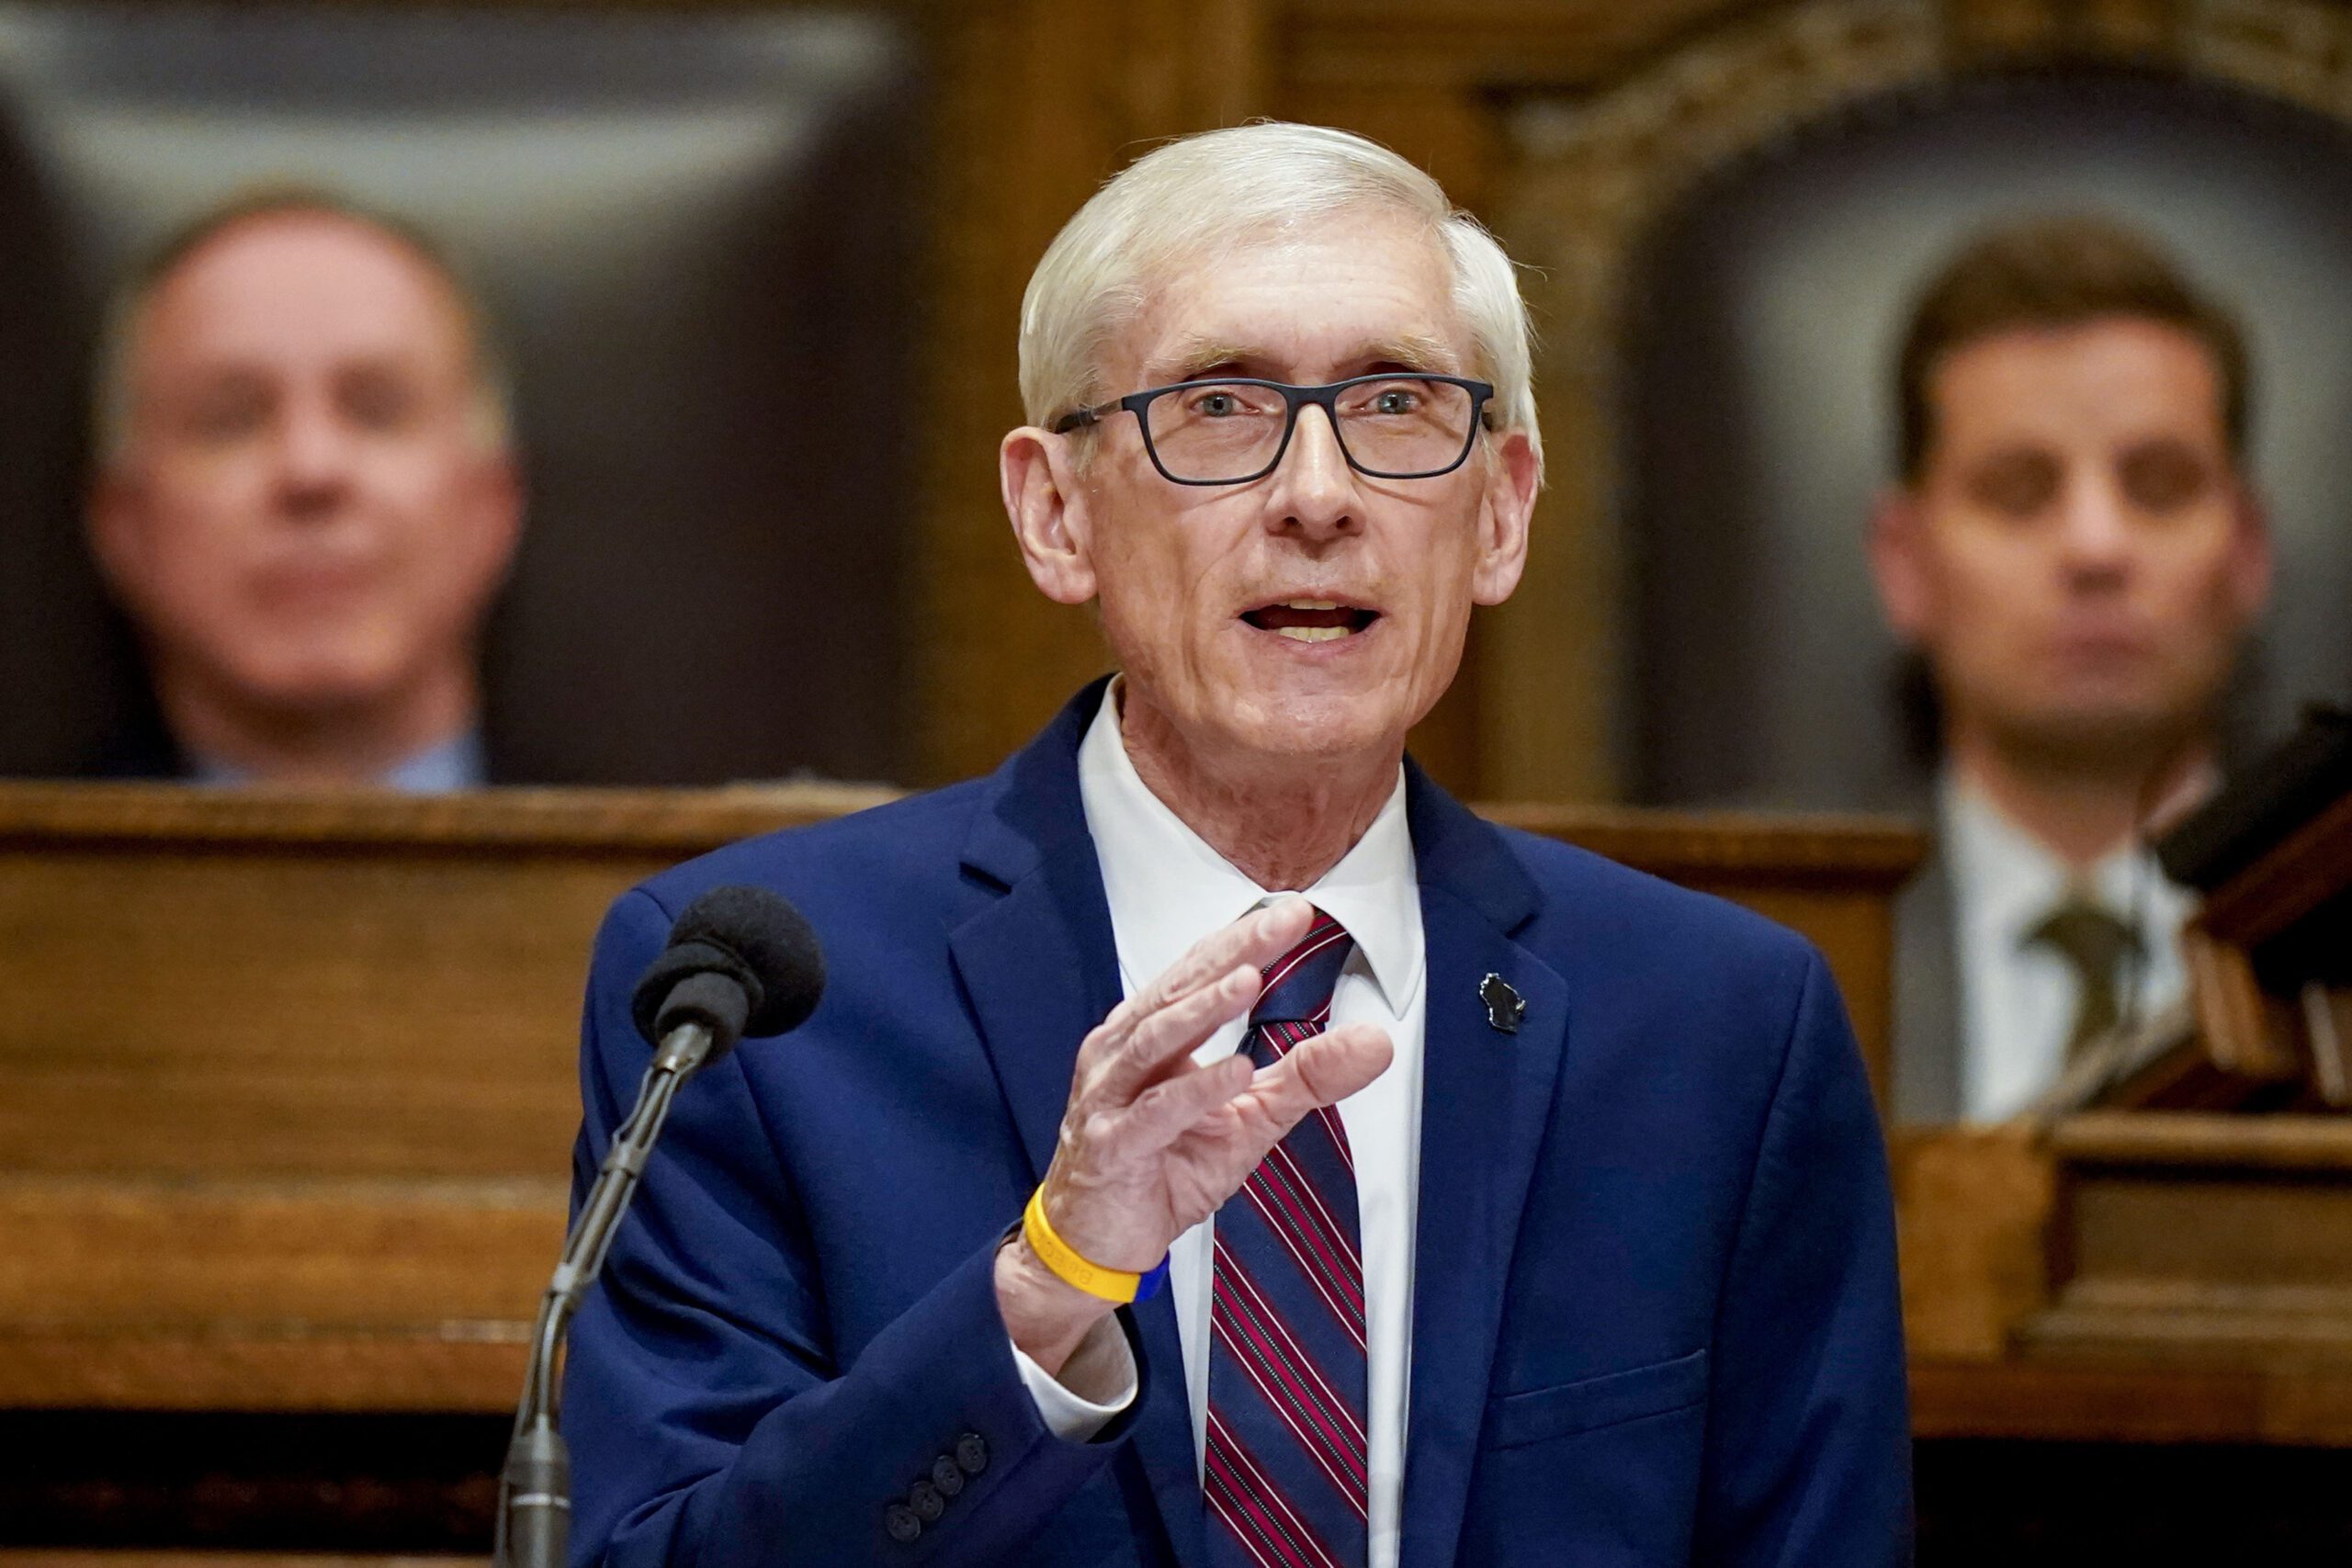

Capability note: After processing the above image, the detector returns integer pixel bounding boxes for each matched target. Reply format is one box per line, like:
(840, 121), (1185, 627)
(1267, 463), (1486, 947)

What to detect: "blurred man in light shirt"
(1871, 216), (2271, 1122)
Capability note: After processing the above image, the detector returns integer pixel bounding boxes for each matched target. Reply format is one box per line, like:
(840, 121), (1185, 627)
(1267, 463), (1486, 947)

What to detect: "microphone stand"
(496, 1017), (720, 1568)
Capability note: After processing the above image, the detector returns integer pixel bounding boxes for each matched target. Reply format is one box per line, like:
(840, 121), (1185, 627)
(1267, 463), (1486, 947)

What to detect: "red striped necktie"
(1204, 908), (1368, 1568)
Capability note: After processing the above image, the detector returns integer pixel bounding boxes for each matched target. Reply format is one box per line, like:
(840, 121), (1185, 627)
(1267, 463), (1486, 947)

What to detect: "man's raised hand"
(995, 897), (1392, 1376)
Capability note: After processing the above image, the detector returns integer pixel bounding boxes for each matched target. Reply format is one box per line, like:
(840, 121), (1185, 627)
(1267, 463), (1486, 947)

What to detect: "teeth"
(1283, 599), (1340, 610)
(1276, 625), (1351, 643)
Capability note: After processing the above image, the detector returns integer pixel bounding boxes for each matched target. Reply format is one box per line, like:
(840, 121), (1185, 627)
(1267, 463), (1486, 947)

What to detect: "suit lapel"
(946, 682), (1209, 1568)
(1397, 773), (1571, 1568)
(950, 840), (1122, 1179)
(1893, 836), (1963, 1123)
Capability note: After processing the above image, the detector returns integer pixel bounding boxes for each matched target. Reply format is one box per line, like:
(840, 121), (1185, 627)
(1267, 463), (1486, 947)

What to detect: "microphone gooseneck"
(497, 885), (825, 1568)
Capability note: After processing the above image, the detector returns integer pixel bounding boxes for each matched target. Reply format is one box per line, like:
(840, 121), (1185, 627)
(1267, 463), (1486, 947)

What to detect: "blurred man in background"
(84, 192), (522, 788)
(1871, 217), (2272, 1122)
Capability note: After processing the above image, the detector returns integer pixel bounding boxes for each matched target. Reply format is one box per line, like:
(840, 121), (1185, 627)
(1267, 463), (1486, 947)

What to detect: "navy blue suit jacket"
(562, 684), (1912, 1567)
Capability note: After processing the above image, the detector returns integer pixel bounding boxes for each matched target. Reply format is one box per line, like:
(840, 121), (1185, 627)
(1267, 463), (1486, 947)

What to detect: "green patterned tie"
(2026, 897), (2143, 1060)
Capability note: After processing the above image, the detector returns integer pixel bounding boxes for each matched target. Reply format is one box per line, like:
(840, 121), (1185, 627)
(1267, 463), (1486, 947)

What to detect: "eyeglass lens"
(1144, 378), (1476, 481)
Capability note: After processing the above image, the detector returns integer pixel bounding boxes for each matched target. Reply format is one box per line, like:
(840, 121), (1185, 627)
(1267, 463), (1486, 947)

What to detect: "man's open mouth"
(1239, 599), (1381, 643)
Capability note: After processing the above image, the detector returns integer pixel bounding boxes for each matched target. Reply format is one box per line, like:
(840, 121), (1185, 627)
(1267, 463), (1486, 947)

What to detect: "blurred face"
(1872, 317), (2269, 771)
(1008, 210), (1538, 775)
(89, 211), (520, 720)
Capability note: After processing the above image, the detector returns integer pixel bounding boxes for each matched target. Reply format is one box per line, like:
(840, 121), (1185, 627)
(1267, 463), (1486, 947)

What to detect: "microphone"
(628, 884), (827, 1068)
(497, 885), (824, 1568)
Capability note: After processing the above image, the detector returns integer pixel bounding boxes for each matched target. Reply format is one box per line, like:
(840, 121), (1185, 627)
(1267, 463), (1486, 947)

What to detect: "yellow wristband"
(1021, 1189), (1168, 1303)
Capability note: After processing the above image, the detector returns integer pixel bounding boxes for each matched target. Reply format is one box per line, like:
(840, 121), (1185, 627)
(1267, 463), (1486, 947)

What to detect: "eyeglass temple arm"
(1051, 401), (1118, 434)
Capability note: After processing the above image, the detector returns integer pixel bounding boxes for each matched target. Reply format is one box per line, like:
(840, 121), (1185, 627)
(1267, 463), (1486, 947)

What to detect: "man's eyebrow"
(1147, 332), (1465, 383)
(1361, 333), (1463, 374)
(1148, 338), (1254, 383)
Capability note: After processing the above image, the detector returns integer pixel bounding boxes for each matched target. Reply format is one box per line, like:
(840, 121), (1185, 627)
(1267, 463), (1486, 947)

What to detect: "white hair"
(1018, 121), (1541, 475)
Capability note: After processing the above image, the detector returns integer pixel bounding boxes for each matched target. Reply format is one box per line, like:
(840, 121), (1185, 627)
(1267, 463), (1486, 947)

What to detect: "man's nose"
(1266, 402), (1358, 537)
(2055, 470), (2135, 581)
(272, 404), (357, 513)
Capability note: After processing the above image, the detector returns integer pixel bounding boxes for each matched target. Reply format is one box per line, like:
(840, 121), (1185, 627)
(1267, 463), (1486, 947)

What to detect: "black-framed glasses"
(1051, 374), (1497, 486)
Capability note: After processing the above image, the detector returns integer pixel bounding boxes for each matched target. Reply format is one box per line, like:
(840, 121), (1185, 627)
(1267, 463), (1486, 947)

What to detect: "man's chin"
(1219, 687), (1416, 765)
(231, 655), (410, 718)
(1994, 702), (2203, 775)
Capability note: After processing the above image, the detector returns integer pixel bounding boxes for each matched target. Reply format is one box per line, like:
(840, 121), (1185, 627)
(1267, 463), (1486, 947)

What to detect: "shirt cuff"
(1012, 1314), (1138, 1441)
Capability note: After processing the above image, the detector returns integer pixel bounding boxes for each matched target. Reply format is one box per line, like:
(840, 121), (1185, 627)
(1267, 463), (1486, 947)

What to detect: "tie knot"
(1252, 908), (1354, 1028)
(2025, 897), (2140, 984)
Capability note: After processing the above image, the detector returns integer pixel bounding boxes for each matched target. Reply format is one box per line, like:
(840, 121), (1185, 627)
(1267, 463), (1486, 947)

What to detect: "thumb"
(1245, 1022), (1393, 1131)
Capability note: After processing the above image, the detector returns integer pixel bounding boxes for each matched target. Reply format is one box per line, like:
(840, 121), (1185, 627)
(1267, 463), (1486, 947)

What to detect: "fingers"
(1127, 897), (1311, 1021)
(1237, 1022), (1393, 1133)
(1117, 1021), (1390, 1183)
(1122, 1050), (1254, 1150)
(1084, 898), (1316, 1102)
(1089, 962), (1259, 1106)
(1132, 1022), (1393, 1167)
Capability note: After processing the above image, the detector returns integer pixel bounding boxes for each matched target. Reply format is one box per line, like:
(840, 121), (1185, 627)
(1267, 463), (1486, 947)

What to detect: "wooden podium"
(1899, 750), (2352, 1449)
(0, 782), (1918, 1427)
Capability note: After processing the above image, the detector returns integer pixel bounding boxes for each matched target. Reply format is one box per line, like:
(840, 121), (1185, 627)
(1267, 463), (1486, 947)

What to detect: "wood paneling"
(2027, 1113), (2352, 1362)
(0, 1177), (561, 1325)
(1283, 0), (1770, 90)
(1894, 1115), (2352, 1446)
(0, 784), (883, 1183)
(1892, 1125), (2055, 1360)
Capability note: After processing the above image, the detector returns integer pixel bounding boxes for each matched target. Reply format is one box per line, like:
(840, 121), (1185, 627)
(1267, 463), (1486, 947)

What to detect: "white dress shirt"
(1942, 773), (2195, 1122)
(1013, 681), (1426, 1568)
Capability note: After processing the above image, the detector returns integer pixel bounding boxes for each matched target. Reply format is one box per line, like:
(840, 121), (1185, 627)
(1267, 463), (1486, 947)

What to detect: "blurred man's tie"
(2028, 896), (2143, 1061)
(1204, 908), (1369, 1568)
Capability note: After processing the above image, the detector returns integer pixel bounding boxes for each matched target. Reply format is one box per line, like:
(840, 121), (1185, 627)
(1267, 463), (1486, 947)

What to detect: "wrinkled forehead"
(1102, 209), (1471, 389)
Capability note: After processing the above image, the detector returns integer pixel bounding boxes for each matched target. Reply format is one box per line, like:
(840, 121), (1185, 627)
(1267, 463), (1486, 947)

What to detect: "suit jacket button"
(955, 1432), (989, 1475)
(931, 1455), (966, 1496)
(909, 1480), (945, 1522)
(884, 1503), (922, 1543)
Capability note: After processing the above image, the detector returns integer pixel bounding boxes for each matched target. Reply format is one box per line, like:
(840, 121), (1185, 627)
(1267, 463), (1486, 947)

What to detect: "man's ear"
(1868, 485), (1932, 644)
(1469, 428), (1540, 606)
(1001, 426), (1098, 606)
(467, 450), (527, 594)
(85, 472), (150, 612)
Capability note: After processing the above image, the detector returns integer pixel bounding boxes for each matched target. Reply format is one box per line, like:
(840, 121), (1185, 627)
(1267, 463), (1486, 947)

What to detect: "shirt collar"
(1077, 679), (1422, 1013)
(190, 728), (487, 793)
(1939, 768), (2188, 952)
(383, 729), (488, 793)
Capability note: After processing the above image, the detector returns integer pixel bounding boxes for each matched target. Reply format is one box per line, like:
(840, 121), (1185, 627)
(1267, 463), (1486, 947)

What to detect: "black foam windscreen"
(628, 885), (826, 1048)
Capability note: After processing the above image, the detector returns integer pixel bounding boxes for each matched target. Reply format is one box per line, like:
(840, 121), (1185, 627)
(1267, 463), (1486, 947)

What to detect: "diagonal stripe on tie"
(1254, 1136), (1363, 1280)
(1206, 908), (1368, 1568)
(1211, 1260), (1370, 1506)
(1206, 1409), (1349, 1568)
(1240, 1155), (1365, 1342)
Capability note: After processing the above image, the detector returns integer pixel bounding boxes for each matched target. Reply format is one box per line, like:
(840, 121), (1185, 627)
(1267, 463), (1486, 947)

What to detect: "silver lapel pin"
(1479, 973), (1525, 1034)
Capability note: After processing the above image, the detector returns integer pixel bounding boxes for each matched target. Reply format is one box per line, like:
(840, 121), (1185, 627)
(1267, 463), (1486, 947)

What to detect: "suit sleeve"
(560, 889), (1144, 1568)
(1694, 947), (1914, 1567)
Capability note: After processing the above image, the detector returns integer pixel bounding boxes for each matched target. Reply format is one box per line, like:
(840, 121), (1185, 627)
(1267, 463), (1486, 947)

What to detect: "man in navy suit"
(563, 122), (1909, 1566)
